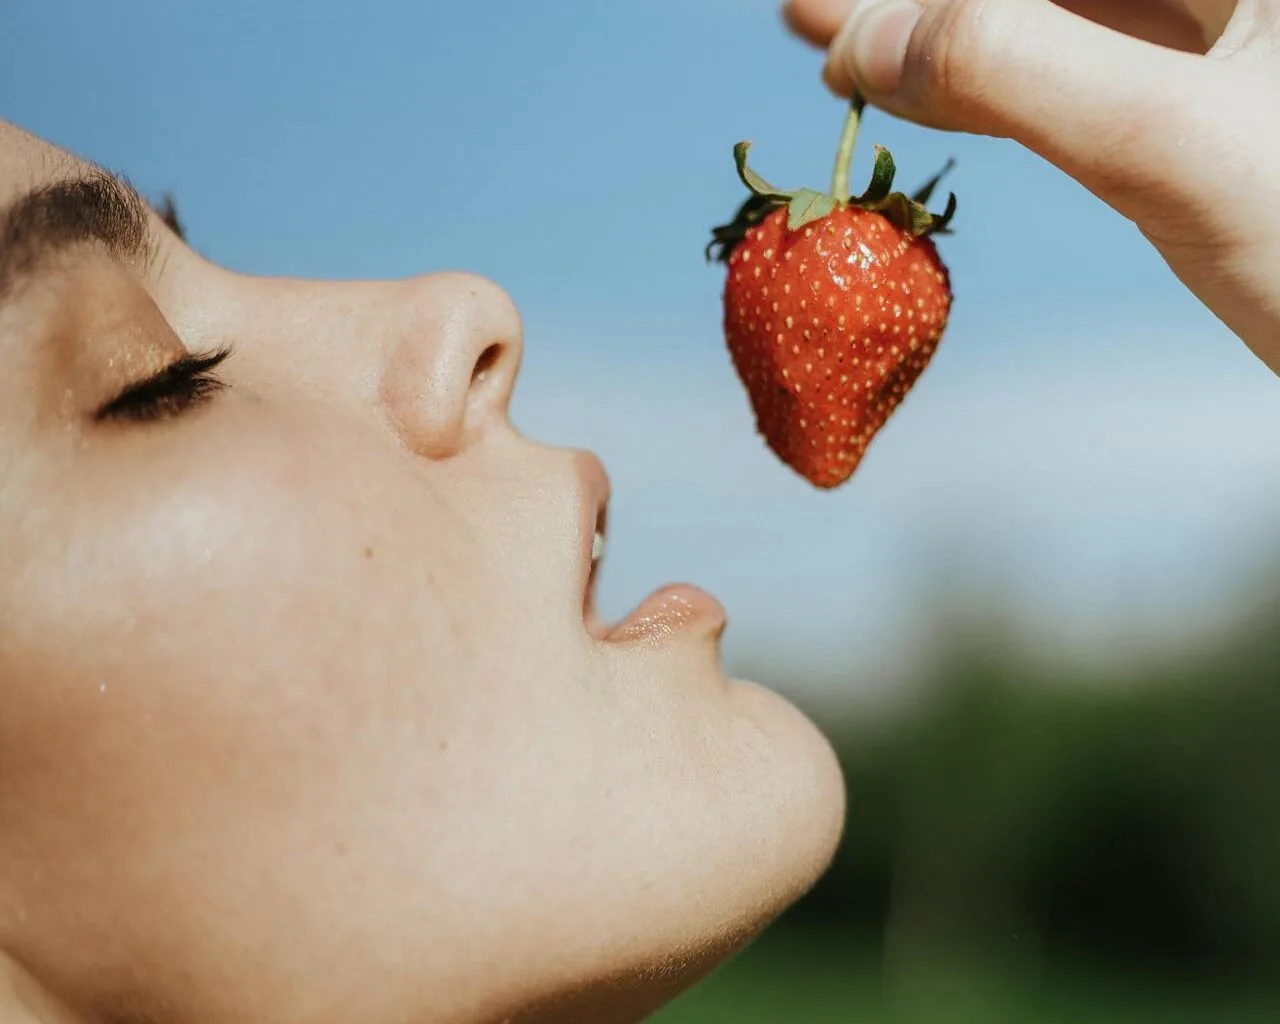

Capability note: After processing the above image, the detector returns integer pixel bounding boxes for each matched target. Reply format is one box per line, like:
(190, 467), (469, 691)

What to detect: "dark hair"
(152, 192), (184, 240)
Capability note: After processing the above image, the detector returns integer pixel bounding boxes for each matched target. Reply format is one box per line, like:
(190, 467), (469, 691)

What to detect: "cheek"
(0, 421), (596, 1004)
(7, 417), (507, 749)
(4, 425), (478, 833)
(0, 407), (596, 845)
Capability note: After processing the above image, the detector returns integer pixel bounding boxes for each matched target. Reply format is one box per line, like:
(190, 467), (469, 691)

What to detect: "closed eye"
(96, 347), (232, 423)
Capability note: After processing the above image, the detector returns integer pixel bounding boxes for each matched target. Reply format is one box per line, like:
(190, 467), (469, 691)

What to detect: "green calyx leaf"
(912, 157), (956, 206)
(850, 147), (957, 238)
(704, 191), (784, 263)
(853, 146), (897, 205)
(705, 139), (958, 265)
(733, 141), (791, 202)
(706, 141), (793, 263)
(787, 190), (837, 231)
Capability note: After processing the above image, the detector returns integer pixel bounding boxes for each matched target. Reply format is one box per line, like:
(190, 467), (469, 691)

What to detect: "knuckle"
(909, 0), (1010, 123)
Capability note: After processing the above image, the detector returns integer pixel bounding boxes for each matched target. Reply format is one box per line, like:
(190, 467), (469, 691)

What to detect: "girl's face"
(0, 121), (844, 1024)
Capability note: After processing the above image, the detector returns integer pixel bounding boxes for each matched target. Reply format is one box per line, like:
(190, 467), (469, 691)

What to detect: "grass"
(649, 934), (1280, 1023)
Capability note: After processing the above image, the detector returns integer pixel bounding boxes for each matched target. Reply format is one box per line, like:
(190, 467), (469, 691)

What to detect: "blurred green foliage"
(654, 587), (1280, 1021)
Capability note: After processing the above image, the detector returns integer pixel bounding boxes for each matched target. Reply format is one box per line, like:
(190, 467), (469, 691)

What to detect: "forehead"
(0, 120), (87, 207)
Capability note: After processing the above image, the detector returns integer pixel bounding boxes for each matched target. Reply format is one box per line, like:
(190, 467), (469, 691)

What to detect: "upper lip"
(575, 451), (611, 637)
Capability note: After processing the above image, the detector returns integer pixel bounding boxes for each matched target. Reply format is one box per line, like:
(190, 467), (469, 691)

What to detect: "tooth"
(592, 530), (605, 562)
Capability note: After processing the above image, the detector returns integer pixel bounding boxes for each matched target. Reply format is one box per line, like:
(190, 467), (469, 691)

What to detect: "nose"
(379, 272), (523, 458)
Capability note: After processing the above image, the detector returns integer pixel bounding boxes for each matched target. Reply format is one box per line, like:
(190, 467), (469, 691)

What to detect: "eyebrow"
(0, 169), (156, 302)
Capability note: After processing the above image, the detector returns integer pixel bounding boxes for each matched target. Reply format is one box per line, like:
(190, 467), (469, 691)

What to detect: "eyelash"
(96, 347), (233, 423)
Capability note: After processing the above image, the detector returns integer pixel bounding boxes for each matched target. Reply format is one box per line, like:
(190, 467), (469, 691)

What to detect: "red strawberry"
(707, 96), (956, 490)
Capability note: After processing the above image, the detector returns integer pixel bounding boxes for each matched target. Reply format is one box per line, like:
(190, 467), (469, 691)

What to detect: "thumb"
(825, 0), (1213, 216)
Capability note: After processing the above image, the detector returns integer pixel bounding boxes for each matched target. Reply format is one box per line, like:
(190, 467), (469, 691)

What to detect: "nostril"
(472, 343), (502, 384)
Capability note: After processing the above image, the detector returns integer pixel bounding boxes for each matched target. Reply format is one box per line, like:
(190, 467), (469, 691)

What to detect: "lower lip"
(605, 583), (726, 645)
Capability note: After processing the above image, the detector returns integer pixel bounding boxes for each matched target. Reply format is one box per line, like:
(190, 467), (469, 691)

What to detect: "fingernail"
(842, 0), (924, 95)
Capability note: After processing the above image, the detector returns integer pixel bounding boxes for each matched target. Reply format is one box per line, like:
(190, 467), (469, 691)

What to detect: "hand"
(782, 0), (1280, 376)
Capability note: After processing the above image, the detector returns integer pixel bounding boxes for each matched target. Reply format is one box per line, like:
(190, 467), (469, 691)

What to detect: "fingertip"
(782, 0), (857, 46)
(821, 52), (857, 97)
(779, 1), (809, 41)
(840, 0), (922, 96)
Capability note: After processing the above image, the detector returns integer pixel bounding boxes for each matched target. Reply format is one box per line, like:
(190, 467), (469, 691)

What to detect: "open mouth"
(574, 451), (611, 640)
(584, 500), (609, 639)
(577, 454), (725, 645)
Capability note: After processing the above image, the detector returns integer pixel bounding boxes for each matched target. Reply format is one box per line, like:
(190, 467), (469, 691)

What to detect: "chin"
(726, 671), (848, 890)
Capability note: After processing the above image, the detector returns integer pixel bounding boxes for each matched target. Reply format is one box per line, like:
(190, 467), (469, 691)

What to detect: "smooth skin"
(784, 0), (1280, 377)
(0, 119), (845, 1024)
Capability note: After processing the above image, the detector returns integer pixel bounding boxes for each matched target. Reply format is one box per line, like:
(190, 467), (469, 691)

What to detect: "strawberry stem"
(830, 92), (866, 204)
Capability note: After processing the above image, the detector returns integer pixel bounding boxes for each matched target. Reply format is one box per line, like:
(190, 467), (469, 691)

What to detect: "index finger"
(783, 0), (1215, 52)
(782, 0), (854, 46)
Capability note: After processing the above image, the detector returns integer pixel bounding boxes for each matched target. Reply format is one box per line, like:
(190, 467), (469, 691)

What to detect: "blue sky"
(5, 0), (1279, 705)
